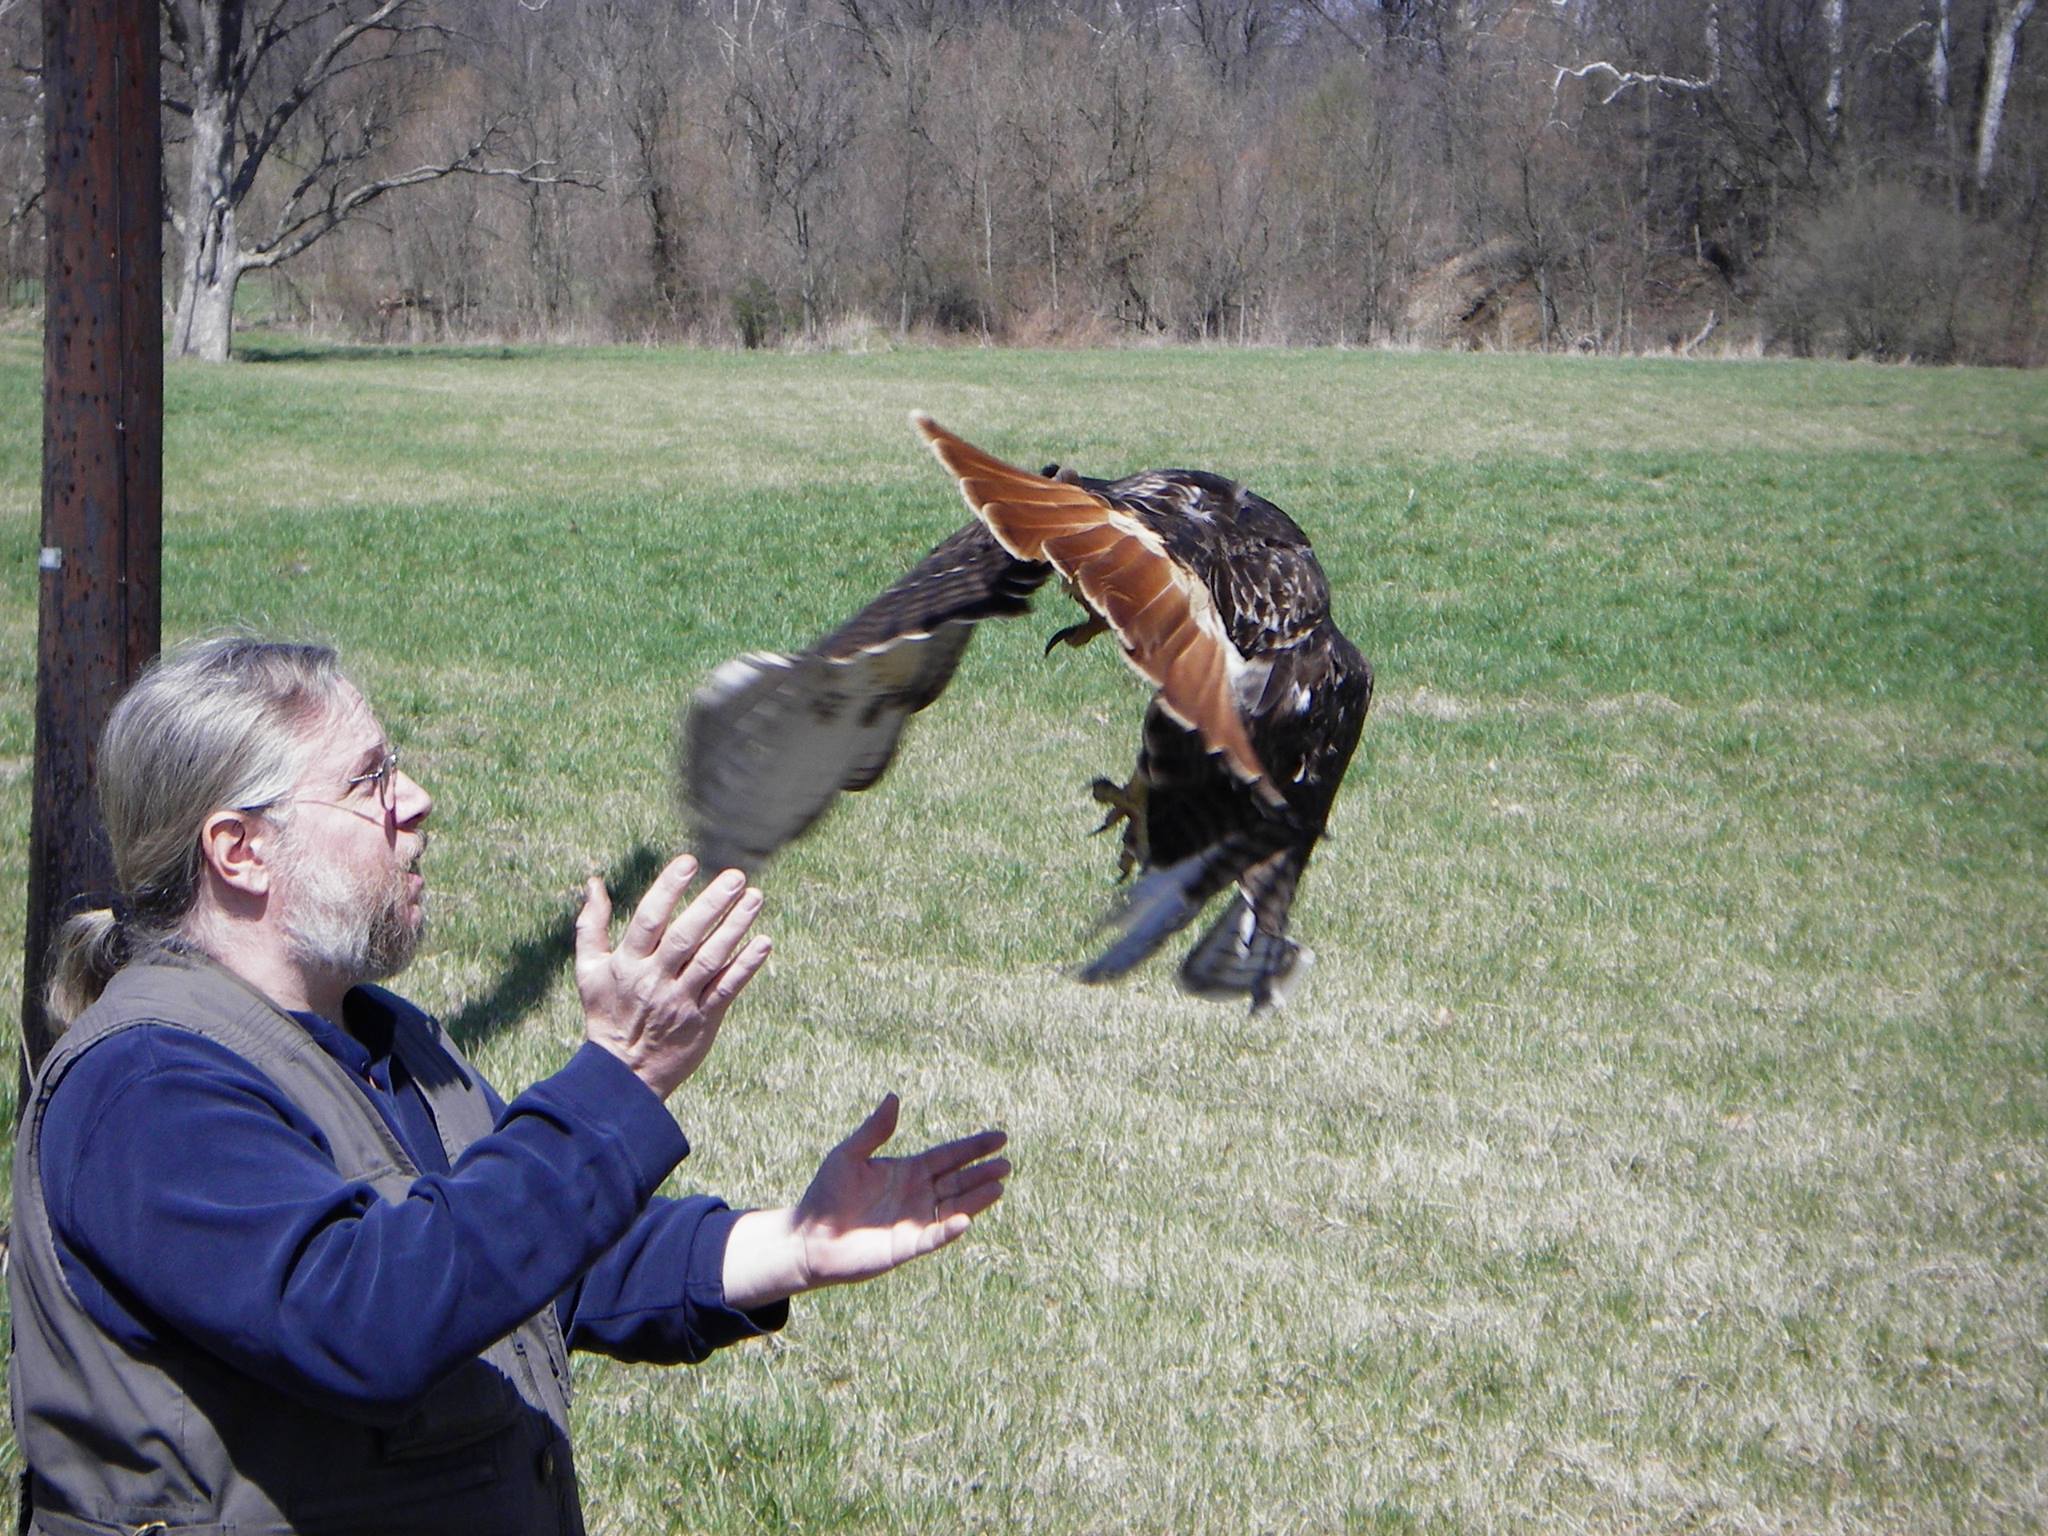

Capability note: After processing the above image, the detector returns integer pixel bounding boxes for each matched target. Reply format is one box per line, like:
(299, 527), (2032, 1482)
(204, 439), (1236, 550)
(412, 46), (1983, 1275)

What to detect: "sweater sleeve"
(39, 1029), (692, 1419)
(466, 1051), (791, 1359)
(559, 1197), (790, 1363)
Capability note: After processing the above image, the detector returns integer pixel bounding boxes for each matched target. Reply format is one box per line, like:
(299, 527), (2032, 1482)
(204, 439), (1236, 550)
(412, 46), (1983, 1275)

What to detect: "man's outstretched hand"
(575, 853), (771, 1100)
(723, 1095), (1010, 1308)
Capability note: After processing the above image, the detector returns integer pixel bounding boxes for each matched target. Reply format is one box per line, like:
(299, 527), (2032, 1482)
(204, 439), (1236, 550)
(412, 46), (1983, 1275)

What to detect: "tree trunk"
(895, 65), (920, 334)
(171, 259), (239, 362)
(648, 179), (685, 321)
(1929, 0), (1952, 145)
(1823, 0), (1846, 143)
(524, 181), (558, 325)
(1045, 180), (1059, 321)
(980, 167), (995, 336)
(1930, 0), (1958, 204)
(794, 204), (818, 337)
(1975, 0), (2036, 191)
(625, 97), (684, 324)
(168, 53), (242, 362)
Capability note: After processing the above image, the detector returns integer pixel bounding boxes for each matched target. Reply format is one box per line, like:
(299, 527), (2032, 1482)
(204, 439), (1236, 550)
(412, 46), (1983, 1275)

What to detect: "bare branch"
(243, 126), (580, 272)
(1551, 59), (1716, 110)
(1, 181), (41, 227)
(246, 2), (376, 82)
(1874, 19), (1932, 58)
(246, 0), (411, 143)
(236, 4), (453, 207)
(1294, 0), (1371, 56)
(1551, 2), (1722, 121)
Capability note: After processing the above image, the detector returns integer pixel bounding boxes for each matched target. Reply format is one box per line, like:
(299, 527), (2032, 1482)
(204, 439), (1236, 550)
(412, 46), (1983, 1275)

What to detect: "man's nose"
(393, 768), (432, 827)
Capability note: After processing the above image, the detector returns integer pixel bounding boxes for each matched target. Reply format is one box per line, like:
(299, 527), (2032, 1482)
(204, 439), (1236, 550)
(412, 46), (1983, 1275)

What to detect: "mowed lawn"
(0, 333), (2042, 1534)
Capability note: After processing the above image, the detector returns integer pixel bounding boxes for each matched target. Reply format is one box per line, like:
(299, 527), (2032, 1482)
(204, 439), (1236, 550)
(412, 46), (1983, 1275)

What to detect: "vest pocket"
(27, 1513), (234, 1536)
(287, 1431), (515, 1530)
(374, 1357), (522, 1461)
(287, 1455), (502, 1530)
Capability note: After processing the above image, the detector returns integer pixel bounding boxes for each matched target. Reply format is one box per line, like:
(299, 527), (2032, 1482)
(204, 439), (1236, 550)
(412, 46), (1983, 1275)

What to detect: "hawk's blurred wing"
(683, 630), (974, 878)
(682, 521), (1048, 876)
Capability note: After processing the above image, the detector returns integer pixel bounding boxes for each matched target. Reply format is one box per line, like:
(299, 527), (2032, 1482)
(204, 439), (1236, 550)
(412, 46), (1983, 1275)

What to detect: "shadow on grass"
(237, 338), (526, 366)
(443, 842), (667, 1053)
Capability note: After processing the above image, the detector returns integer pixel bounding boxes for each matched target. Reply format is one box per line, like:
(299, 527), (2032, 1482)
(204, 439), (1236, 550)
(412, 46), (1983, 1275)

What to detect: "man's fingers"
(698, 935), (773, 1019)
(650, 868), (752, 973)
(936, 1154), (1011, 1199)
(840, 1092), (901, 1160)
(617, 853), (702, 959)
(674, 881), (764, 984)
(935, 1174), (1007, 1227)
(921, 1130), (1009, 1180)
(917, 1213), (975, 1258)
(573, 876), (614, 964)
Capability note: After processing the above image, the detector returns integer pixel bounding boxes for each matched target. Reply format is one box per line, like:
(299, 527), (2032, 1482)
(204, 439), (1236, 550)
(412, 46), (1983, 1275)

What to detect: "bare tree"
(837, 0), (963, 331)
(0, 0), (39, 306)
(718, 0), (859, 337)
(1275, 58), (1413, 341)
(934, 21), (1010, 334)
(997, 17), (1087, 327)
(576, 0), (703, 328)
(1175, 0), (1290, 88)
(1073, 14), (1186, 333)
(160, 0), (555, 360)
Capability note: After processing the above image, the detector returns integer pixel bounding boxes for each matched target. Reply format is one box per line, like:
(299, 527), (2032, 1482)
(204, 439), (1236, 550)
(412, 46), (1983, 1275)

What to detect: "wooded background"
(1, 0), (2042, 364)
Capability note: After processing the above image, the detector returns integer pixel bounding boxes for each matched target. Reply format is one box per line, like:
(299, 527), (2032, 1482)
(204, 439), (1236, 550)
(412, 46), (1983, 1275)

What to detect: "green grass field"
(1, 333), (2043, 1533)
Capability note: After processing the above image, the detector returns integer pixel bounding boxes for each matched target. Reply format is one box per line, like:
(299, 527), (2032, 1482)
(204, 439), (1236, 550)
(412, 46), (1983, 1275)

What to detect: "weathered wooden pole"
(21, 0), (163, 1097)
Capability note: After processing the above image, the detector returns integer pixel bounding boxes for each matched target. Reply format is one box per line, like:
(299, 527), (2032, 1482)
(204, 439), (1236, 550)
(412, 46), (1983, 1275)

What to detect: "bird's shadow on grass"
(443, 842), (667, 1055)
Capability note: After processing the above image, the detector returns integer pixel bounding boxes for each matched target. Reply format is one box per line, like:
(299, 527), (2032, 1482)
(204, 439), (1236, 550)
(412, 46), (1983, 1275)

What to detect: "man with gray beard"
(11, 634), (1008, 1536)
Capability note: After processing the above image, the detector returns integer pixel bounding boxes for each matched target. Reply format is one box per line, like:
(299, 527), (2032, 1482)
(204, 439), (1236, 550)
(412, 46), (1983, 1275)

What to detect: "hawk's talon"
(1089, 775), (1146, 878)
(1045, 615), (1111, 654)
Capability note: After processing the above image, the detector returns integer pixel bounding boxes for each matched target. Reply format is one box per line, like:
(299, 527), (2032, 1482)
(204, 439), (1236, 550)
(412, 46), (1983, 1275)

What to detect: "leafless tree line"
(1, 0), (2041, 362)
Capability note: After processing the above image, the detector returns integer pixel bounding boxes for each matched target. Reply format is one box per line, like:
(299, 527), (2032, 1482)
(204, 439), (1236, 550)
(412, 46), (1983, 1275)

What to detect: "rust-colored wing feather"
(913, 412), (1277, 803)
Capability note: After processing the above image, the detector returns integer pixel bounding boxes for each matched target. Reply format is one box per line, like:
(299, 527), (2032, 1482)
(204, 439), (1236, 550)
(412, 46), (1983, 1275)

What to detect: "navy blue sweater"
(35, 995), (785, 1418)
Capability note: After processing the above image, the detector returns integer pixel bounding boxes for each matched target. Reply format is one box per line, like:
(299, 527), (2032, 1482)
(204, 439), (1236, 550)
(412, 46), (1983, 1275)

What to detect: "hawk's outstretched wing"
(681, 521), (1048, 877)
(913, 413), (1279, 805)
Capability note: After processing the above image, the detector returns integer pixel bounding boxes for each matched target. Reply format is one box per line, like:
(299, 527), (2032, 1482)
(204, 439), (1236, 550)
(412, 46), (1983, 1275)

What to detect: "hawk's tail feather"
(1077, 840), (1249, 986)
(1177, 893), (1314, 1013)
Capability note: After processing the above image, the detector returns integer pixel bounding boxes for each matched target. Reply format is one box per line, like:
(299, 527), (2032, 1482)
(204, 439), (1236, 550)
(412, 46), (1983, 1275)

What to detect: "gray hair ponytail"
(44, 635), (348, 1025)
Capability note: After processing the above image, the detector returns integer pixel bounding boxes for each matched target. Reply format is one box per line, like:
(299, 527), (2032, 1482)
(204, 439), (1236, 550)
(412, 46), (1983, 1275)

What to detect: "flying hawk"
(682, 415), (1372, 1010)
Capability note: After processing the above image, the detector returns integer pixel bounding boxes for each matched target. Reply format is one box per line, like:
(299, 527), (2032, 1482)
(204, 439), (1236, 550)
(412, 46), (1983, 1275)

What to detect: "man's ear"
(198, 808), (279, 898)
